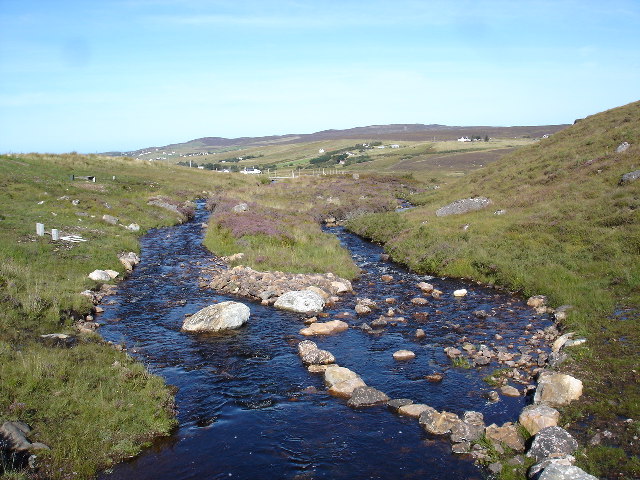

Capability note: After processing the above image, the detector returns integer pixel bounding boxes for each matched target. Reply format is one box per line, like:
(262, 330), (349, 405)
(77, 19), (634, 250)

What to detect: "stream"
(98, 203), (551, 480)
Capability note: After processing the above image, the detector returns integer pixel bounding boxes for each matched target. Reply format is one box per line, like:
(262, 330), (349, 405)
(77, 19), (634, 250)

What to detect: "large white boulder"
(296, 340), (335, 365)
(118, 252), (140, 271)
(274, 290), (325, 313)
(88, 270), (112, 282)
(324, 365), (360, 387)
(324, 365), (366, 398)
(330, 280), (352, 294)
(526, 426), (579, 462)
(519, 404), (560, 435)
(182, 301), (250, 332)
(534, 373), (583, 406)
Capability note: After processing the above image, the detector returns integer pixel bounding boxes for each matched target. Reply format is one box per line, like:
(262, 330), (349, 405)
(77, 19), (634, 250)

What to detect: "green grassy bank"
(203, 175), (414, 280)
(0, 154), (254, 478)
(347, 101), (640, 478)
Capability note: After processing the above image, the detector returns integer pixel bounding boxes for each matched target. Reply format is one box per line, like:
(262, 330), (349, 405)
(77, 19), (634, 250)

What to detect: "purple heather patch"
(208, 195), (297, 240)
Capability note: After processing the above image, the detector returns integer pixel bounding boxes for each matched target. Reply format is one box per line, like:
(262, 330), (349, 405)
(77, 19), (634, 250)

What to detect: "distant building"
(319, 149), (325, 153)
(390, 144), (400, 148)
(457, 137), (471, 142)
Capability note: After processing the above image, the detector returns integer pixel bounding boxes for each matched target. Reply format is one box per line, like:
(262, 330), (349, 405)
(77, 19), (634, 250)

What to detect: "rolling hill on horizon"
(105, 122), (569, 158)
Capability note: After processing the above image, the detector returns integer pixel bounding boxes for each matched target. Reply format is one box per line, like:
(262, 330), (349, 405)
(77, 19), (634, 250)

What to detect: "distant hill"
(106, 123), (569, 157)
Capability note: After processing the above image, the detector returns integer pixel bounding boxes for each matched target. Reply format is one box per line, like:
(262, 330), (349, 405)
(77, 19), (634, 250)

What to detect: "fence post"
(51, 229), (59, 241)
(36, 223), (44, 236)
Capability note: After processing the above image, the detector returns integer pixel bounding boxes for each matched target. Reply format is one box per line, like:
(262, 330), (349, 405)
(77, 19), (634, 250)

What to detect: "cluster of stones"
(354, 280), (447, 334)
(292, 284), (596, 479)
(86, 252), (141, 284)
(296, 340), (389, 407)
(72, 252), (142, 335)
(198, 258), (597, 479)
(21, 251), (132, 357)
(205, 264), (353, 307)
(440, 296), (585, 401)
(296, 333), (592, 479)
(350, 281), (565, 400)
(32, 252), (141, 353)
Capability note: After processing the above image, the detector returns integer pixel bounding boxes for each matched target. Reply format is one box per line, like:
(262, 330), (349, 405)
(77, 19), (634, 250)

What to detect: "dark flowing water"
(99, 203), (550, 480)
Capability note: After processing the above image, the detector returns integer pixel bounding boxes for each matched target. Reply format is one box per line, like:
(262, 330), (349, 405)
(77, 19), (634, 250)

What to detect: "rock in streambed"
(182, 301), (250, 332)
(275, 290), (325, 314)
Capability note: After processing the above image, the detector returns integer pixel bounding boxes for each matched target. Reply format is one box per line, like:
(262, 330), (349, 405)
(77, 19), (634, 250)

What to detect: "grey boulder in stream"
(182, 301), (250, 332)
(274, 290), (325, 313)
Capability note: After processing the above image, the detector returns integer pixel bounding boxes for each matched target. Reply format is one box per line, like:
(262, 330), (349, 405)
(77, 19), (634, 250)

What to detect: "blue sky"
(1, 0), (639, 153)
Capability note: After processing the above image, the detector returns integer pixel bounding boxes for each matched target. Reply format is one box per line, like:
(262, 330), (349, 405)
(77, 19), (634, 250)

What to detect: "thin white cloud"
(146, 13), (296, 27)
(140, 1), (498, 29)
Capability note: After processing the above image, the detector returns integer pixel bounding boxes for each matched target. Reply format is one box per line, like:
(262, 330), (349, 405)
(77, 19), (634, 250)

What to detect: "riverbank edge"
(341, 220), (602, 480)
(0, 193), (211, 478)
(198, 215), (591, 479)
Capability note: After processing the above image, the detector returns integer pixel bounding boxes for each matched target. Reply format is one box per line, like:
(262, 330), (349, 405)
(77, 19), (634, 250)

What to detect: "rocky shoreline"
(196, 253), (597, 479)
(290, 293), (594, 479)
(201, 263), (354, 307)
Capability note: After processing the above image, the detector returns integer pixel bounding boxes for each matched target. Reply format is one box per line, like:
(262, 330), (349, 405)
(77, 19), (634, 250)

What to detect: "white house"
(390, 144), (400, 149)
(319, 149), (325, 154)
(457, 137), (471, 142)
